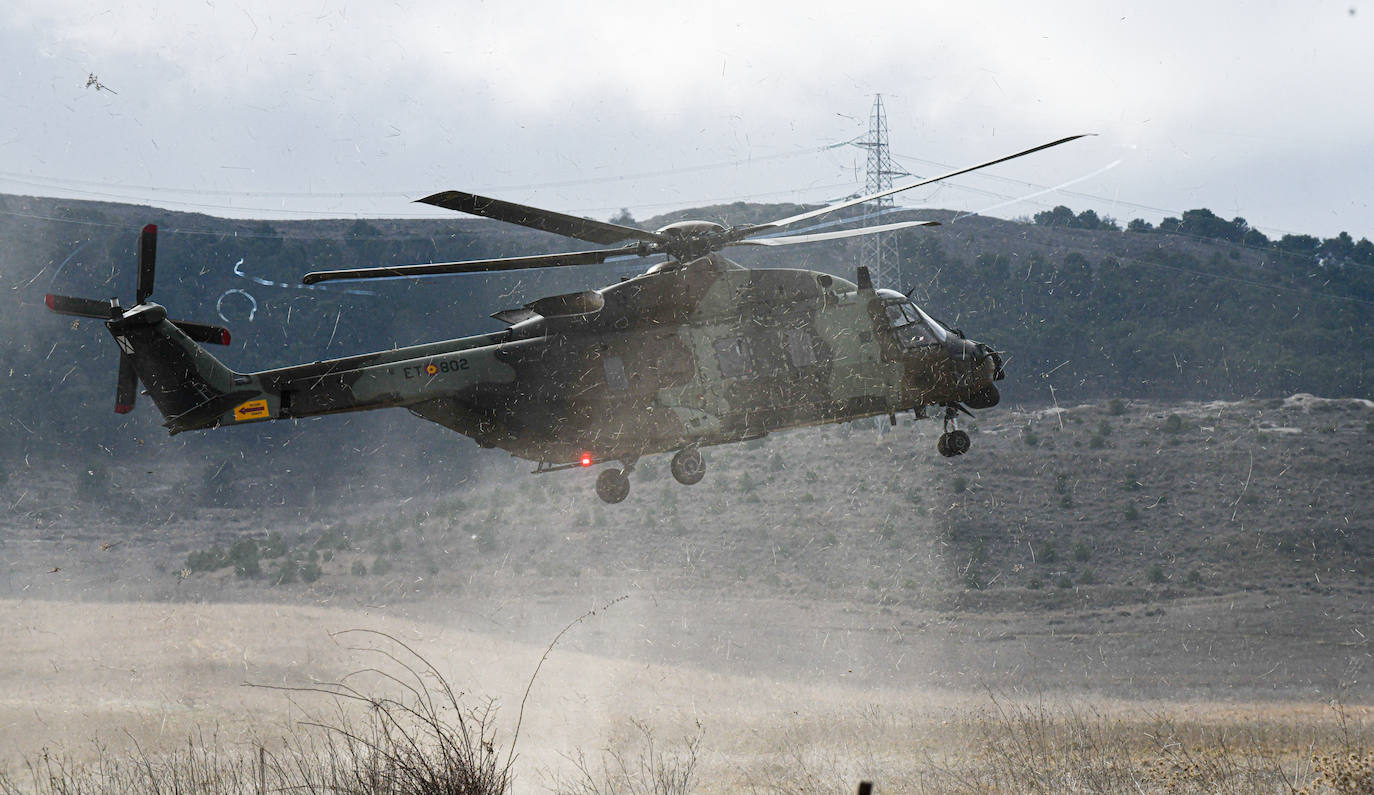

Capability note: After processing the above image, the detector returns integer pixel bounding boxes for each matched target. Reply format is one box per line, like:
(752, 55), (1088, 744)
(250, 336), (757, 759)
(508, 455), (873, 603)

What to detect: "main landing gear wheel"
(937, 404), (971, 457)
(670, 446), (705, 485)
(596, 468), (631, 504)
(938, 429), (970, 457)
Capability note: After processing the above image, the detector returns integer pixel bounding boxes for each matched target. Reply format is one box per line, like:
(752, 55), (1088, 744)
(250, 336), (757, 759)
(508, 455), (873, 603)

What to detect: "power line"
(0, 175), (863, 226)
(890, 149), (1333, 240)
(0, 143), (845, 203)
(5, 200), (1368, 308)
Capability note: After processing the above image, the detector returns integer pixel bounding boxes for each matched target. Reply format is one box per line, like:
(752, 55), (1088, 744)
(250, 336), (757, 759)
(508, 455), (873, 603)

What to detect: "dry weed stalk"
(0, 600), (635, 794)
(250, 627), (514, 794)
(551, 718), (702, 795)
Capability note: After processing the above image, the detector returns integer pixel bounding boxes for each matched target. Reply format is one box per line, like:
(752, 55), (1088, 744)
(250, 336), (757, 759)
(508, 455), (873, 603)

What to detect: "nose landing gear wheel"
(670, 446), (705, 485)
(938, 429), (971, 457)
(596, 468), (631, 503)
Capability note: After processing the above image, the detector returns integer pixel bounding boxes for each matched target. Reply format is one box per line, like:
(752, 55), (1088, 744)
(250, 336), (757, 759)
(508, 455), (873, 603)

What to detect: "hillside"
(2, 190), (1370, 475)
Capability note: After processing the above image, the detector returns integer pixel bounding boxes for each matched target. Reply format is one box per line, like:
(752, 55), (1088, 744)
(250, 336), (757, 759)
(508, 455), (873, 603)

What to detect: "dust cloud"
(3, 400), (1372, 790)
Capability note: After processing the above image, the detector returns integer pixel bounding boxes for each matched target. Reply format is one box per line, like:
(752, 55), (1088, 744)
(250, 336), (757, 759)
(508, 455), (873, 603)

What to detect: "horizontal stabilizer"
(172, 320), (232, 346)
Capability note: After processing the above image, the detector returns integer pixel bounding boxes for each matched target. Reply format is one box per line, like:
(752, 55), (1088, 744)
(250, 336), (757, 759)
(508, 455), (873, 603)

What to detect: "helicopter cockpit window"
(885, 302), (936, 349)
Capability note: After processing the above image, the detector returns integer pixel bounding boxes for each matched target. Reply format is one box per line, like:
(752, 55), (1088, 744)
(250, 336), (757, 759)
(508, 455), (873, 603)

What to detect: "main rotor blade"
(136, 223), (157, 304)
(418, 190), (666, 246)
(730, 219), (939, 247)
(302, 244), (647, 284)
(751, 134), (1093, 233)
(45, 293), (116, 319)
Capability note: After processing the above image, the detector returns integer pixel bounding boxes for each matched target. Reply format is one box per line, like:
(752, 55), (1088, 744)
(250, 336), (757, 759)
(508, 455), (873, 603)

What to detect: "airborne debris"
(84, 73), (117, 94)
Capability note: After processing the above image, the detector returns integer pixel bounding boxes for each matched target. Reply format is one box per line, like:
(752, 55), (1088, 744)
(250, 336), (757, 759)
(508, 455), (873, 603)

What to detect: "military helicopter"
(45, 135), (1086, 503)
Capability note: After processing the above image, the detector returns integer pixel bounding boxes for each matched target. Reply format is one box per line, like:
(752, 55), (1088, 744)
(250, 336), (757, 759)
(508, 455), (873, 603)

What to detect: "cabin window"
(896, 322), (933, 348)
(884, 302), (939, 348)
(603, 355), (629, 391)
(784, 328), (817, 368)
(714, 337), (752, 379)
(886, 302), (937, 349)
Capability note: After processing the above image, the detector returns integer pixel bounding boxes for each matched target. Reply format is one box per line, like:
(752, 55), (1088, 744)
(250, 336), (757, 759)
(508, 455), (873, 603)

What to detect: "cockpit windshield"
(884, 300), (946, 348)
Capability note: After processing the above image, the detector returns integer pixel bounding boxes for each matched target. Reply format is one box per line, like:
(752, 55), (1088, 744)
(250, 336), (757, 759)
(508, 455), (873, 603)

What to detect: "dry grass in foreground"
(1, 617), (1369, 794)
(735, 697), (1374, 795)
(5, 695), (1371, 794)
(912, 699), (1373, 795)
(2, 629), (514, 795)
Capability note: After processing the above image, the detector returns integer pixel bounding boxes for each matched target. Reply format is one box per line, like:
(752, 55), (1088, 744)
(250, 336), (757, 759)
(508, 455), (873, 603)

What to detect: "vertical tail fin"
(106, 304), (271, 433)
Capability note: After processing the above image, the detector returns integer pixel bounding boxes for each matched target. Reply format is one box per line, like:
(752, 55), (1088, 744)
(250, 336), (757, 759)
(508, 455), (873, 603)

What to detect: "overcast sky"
(3, 1), (1370, 239)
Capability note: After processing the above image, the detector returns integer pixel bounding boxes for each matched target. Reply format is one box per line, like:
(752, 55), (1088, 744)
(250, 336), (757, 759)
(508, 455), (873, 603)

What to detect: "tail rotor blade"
(136, 223), (157, 304)
(115, 353), (138, 414)
(45, 293), (117, 319)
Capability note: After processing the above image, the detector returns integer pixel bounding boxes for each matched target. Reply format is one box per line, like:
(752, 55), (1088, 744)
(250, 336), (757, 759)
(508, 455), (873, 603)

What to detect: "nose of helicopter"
(941, 333), (1001, 375)
(951, 337), (1003, 408)
(944, 335), (981, 362)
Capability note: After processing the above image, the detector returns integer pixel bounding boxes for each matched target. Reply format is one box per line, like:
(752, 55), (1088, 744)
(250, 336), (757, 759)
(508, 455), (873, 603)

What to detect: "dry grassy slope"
(938, 394), (1374, 603)
(334, 393), (1374, 610)
(4, 395), (1372, 612)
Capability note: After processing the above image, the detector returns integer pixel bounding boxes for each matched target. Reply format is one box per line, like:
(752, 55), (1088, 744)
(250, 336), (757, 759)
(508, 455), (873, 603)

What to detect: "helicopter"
(45, 134), (1087, 503)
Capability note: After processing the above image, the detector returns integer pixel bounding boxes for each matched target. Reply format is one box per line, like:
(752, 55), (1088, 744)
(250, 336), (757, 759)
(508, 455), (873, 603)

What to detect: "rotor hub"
(655, 220), (729, 260)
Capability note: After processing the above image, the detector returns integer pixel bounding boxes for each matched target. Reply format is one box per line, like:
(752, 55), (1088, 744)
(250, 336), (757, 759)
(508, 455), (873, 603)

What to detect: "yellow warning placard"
(233, 399), (270, 421)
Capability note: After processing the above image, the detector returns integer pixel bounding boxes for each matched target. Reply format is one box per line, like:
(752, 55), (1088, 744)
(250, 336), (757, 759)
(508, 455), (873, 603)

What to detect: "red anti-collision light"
(580, 453), (592, 467)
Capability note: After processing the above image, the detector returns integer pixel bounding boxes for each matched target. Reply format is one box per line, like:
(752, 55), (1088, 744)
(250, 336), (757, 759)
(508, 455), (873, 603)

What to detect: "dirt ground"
(1, 590), (1370, 792)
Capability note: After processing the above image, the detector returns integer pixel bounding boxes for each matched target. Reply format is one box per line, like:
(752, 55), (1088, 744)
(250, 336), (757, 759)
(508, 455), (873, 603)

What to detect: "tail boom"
(109, 306), (514, 434)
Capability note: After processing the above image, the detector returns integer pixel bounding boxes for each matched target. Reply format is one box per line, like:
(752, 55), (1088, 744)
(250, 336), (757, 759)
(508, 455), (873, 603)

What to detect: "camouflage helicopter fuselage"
(109, 253), (1001, 471)
(55, 134), (1089, 500)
